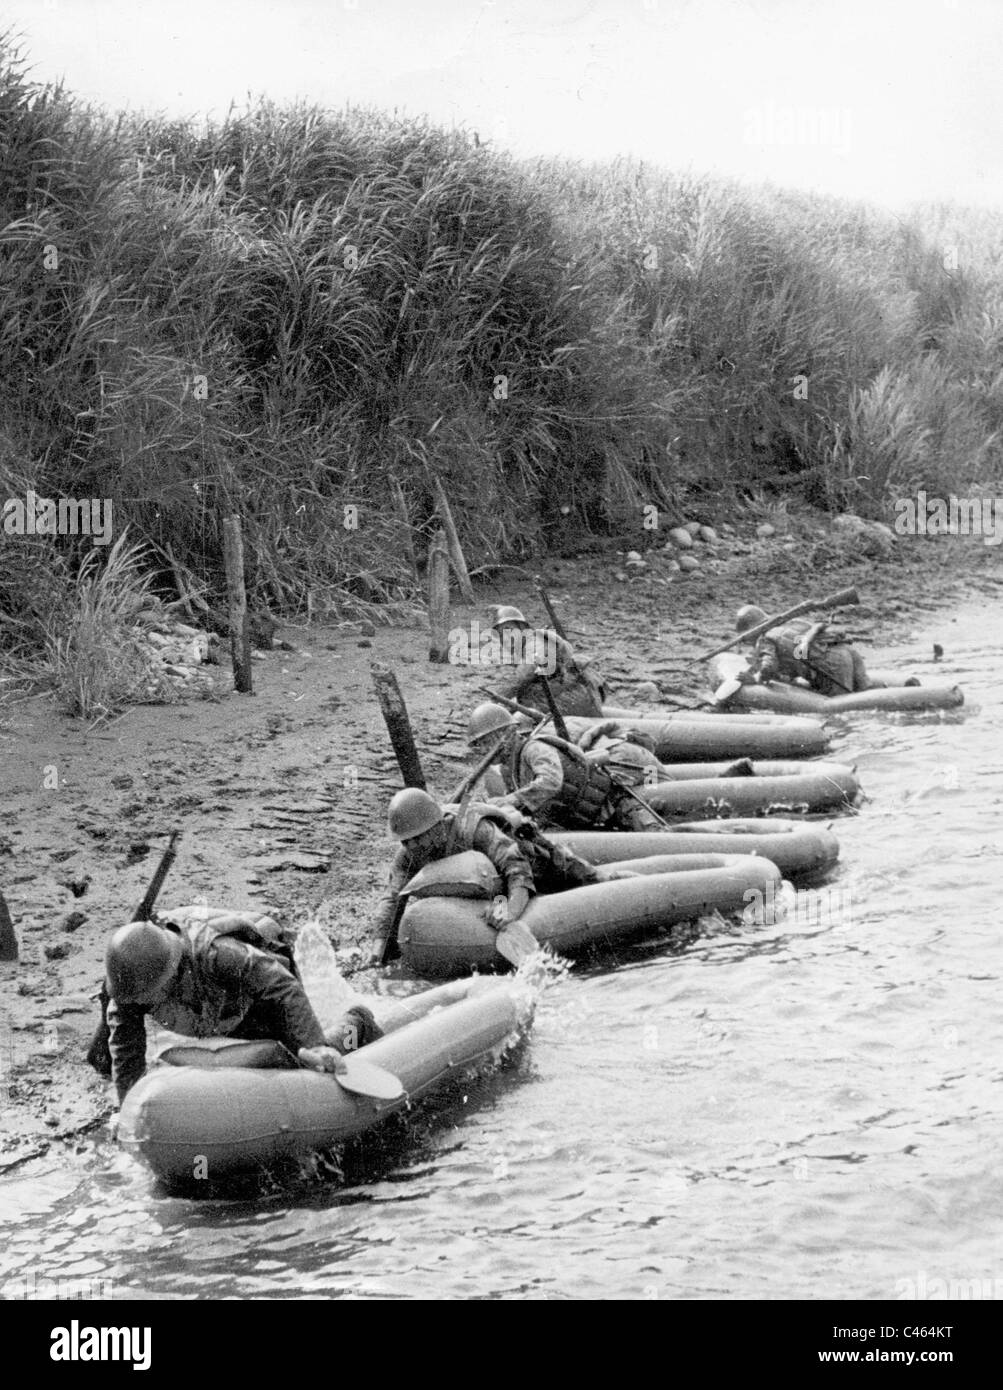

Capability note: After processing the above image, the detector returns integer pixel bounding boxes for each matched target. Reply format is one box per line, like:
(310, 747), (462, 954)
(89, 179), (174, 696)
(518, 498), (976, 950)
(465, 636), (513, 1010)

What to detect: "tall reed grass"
(2, 29), (1002, 675)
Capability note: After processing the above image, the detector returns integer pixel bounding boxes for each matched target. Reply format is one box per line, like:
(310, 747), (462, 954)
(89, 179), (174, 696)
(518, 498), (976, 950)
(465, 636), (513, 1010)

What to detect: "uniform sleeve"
(108, 999), (150, 1103)
(471, 819), (536, 897)
(208, 940), (326, 1052)
(754, 634), (780, 680)
(371, 848), (414, 943)
(497, 739), (564, 814)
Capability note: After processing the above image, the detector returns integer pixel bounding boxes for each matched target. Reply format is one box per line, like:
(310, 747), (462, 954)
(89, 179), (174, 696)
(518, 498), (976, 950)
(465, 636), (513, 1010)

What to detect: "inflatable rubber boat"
(117, 975), (531, 1184)
(551, 818), (840, 880)
(707, 654), (964, 715)
(397, 850), (782, 977)
(642, 759), (861, 817)
(563, 713), (830, 761)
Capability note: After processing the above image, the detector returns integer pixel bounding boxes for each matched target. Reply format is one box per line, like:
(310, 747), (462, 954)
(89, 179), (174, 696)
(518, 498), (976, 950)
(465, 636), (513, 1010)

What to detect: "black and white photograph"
(0, 0), (1000, 1338)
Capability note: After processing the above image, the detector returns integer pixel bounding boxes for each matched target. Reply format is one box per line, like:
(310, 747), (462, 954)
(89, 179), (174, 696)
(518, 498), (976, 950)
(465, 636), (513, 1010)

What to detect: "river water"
(1, 606), (998, 1302)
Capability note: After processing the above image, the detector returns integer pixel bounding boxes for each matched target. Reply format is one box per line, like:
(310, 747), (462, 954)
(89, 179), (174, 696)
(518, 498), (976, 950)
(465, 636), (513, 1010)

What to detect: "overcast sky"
(4, 0), (1002, 209)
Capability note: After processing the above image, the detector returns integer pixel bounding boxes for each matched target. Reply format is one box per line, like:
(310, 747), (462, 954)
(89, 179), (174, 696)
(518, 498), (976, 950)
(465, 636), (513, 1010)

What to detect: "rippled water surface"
(3, 607), (999, 1300)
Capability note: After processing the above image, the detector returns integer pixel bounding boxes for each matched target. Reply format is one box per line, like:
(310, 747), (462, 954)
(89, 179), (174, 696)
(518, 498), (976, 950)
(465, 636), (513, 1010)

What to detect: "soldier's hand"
(487, 896), (511, 929)
(298, 1046), (348, 1076)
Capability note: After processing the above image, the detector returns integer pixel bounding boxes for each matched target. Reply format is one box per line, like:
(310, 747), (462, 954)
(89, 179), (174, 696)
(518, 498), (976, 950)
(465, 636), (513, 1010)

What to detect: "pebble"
(698, 525), (718, 544)
(756, 523), (776, 538)
(62, 912), (87, 934)
(626, 550), (643, 563)
(678, 554), (701, 572)
(613, 570), (629, 582)
(684, 521), (702, 536)
(668, 527), (694, 548)
(635, 681), (661, 700)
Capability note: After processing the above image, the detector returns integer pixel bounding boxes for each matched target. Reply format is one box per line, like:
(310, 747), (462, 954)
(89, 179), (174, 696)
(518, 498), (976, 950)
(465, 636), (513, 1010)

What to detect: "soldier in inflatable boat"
(370, 786), (636, 965)
(466, 701), (664, 832)
(103, 908), (382, 1103)
(734, 605), (920, 698)
(488, 605), (605, 717)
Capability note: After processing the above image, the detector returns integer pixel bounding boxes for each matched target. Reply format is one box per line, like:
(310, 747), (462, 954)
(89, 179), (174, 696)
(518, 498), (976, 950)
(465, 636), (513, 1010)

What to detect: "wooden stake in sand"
(430, 475), (475, 604)
(428, 528), (451, 664)
(370, 663), (427, 789)
(221, 514), (253, 694)
(0, 888), (18, 962)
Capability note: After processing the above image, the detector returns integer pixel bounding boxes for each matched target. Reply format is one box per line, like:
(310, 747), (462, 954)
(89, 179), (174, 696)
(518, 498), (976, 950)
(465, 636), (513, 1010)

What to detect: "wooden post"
(428, 528), (451, 663)
(0, 888), (17, 962)
(370, 663), (427, 788)
(221, 514), (253, 693)
(431, 475), (475, 604)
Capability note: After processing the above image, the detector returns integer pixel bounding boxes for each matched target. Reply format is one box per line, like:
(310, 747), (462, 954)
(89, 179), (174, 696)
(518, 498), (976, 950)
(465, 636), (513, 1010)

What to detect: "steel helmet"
(736, 604), (768, 634)
(467, 701), (515, 745)
(491, 605), (529, 631)
(105, 921), (183, 1004)
(387, 788), (443, 840)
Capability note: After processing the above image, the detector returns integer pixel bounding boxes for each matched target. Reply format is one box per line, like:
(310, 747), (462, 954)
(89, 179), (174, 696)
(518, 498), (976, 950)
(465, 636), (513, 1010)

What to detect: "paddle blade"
(712, 677), (744, 705)
(335, 1056), (405, 1101)
(495, 920), (539, 967)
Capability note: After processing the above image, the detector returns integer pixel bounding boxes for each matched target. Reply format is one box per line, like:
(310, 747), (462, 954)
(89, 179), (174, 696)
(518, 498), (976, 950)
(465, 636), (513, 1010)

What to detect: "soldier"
(370, 787), (610, 964)
(489, 605), (605, 717)
(735, 605), (874, 697)
(466, 702), (663, 832)
(104, 908), (381, 1103)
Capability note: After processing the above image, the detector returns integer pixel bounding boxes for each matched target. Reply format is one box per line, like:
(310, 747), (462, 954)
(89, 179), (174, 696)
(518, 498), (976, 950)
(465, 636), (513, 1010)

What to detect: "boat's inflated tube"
(552, 818), (840, 879)
(642, 760), (860, 817)
(118, 976), (531, 1183)
(398, 853), (781, 977)
(707, 654), (964, 715)
(563, 714), (829, 761)
(601, 705), (819, 725)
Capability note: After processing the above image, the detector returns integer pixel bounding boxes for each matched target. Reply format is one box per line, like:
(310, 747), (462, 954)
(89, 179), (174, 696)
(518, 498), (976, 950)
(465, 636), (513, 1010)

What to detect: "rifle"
(536, 671), (571, 742)
(533, 576), (569, 641)
(479, 687), (545, 722)
(85, 829), (182, 1076)
(697, 586), (860, 662)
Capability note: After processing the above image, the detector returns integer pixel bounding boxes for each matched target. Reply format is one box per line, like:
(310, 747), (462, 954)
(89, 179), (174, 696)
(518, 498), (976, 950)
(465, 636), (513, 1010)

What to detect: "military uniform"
(493, 732), (661, 831)
(372, 806), (536, 950)
(754, 619), (869, 697)
(108, 911), (370, 1102)
(371, 803), (601, 957)
(494, 627), (605, 717)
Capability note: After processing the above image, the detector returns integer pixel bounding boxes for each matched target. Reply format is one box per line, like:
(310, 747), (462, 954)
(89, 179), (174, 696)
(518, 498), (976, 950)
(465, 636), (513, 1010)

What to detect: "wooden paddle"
(298, 1047), (404, 1101)
(697, 586), (860, 661)
(488, 898), (540, 967)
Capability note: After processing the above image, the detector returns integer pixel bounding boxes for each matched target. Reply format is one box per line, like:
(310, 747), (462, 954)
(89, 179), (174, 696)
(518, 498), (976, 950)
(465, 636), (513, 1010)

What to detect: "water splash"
(294, 919), (365, 1029)
(512, 944), (572, 996)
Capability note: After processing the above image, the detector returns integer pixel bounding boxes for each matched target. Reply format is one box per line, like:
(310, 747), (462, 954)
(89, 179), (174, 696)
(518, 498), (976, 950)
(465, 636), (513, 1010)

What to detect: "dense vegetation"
(2, 32), (1001, 697)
